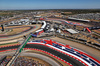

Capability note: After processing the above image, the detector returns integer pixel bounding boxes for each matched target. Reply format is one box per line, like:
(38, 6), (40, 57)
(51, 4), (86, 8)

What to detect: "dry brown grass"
(76, 25), (84, 30)
(6, 27), (30, 35)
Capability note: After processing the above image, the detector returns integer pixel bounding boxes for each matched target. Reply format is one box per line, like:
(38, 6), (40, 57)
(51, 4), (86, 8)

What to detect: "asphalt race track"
(0, 44), (84, 66)
(0, 26), (35, 37)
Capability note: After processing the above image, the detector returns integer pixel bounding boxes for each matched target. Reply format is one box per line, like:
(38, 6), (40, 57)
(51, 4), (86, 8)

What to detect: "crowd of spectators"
(69, 13), (100, 21)
(0, 56), (45, 66)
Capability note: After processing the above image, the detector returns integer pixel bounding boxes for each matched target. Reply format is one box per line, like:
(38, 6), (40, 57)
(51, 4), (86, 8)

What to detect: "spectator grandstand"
(68, 13), (100, 21)
(0, 56), (45, 66)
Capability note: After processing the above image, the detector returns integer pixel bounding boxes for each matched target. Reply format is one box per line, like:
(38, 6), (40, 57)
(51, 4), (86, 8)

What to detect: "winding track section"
(0, 39), (100, 66)
(0, 44), (84, 66)
(0, 26), (36, 37)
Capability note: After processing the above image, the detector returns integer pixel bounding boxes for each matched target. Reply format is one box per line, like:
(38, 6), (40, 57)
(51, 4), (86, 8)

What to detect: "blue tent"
(31, 34), (37, 37)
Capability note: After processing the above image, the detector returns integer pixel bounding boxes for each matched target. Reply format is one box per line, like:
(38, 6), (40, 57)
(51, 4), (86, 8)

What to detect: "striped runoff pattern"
(28, 39), (100, 66)
(0, 39), (100, 66)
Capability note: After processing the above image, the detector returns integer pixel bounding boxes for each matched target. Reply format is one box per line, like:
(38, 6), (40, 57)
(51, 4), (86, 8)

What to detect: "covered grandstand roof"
(66, 29), (78, 34)
(68, 17), (90, 22)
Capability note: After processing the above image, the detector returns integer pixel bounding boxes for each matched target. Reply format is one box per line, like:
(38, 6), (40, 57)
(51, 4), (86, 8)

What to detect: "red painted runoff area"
(0, 39), (100, 66)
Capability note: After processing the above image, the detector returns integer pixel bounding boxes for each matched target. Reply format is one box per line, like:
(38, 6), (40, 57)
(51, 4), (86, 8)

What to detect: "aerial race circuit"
(0, 16), (100, 66)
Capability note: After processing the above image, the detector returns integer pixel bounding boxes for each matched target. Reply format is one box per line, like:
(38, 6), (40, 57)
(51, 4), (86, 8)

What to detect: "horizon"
(1, 8), (100, 10)
(0, 0), (100, 10)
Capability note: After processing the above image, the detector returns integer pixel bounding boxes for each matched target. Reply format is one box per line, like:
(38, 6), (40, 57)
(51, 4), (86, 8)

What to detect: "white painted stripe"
(28, 42), (45, 44)
(47, 44), (92, 66)
(28, 41), (99, 65)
